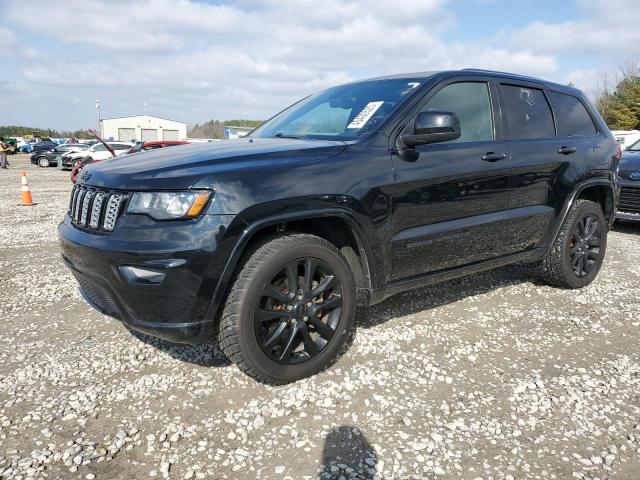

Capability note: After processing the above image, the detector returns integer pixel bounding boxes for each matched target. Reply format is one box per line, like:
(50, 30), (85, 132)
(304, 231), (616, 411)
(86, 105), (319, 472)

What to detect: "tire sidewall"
(235, 240), (356, 382)
(561, 201), (608, 288)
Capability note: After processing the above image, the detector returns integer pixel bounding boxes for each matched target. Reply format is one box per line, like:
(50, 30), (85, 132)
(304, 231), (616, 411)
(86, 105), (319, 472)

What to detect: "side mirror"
(400, 111), (461, 148)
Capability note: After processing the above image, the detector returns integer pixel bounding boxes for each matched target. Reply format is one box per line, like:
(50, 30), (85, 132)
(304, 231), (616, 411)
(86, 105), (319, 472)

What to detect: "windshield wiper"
(273, 132), (302, 139)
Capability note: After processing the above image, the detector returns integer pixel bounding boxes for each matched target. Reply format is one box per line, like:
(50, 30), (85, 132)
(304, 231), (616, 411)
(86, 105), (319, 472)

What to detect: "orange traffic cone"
(19, 171), (36, 206)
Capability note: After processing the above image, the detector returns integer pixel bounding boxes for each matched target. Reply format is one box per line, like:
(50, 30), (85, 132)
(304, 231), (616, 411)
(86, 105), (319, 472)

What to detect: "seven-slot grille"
(68, 185), (126, 232)
(619, 187), (640, 215)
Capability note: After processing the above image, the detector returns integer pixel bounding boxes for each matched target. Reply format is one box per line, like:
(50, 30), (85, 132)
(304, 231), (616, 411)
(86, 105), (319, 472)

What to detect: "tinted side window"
(549, 92), (597, 137)
(420, 82), (494, 143)
(93, 144), (107, 151)
(501, 85), (555, 140)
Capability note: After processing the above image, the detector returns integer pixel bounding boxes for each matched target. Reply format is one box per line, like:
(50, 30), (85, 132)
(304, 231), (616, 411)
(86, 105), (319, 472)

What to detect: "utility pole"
(96, 99), (101, 135)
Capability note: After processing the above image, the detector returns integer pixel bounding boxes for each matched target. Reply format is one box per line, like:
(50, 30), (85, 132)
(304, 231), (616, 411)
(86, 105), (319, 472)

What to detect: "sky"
(0, 0), (638, 131)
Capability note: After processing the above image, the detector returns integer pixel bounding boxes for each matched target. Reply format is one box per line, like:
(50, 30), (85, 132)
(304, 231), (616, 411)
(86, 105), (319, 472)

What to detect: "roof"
(100, 114), (186, 124)
(358, 69), (579, 95)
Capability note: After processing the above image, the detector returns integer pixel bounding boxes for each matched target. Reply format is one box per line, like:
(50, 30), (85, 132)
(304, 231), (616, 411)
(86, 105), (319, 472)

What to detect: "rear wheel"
(218, 234), (356, 384)
(538, 199), (607, 288)
(37, 156), (50, 167)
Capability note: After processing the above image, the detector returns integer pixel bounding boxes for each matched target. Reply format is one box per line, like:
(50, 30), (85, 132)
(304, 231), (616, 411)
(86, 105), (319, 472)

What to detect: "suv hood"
(80, 138), (347, 190)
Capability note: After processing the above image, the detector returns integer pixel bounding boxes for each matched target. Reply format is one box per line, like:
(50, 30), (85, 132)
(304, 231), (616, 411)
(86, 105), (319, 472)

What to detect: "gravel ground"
(1, 154), (639, 480)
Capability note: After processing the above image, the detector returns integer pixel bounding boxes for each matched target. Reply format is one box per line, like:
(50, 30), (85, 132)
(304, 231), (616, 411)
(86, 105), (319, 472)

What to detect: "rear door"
(497, 81), (566, 251)
(389, 77), (513, 280)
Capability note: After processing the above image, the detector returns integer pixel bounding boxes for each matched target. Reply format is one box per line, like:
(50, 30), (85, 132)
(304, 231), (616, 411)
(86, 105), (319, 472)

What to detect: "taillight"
(615, 144), (622, 161)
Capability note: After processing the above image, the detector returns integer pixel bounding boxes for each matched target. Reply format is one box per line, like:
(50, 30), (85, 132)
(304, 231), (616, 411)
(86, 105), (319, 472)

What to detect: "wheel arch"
(550, 179), (616, 246)
(206, 209), (376, 323)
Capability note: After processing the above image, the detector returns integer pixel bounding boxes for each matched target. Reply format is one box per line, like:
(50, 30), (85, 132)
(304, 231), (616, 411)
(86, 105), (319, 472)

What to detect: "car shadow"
(357, 263), (533, 329)
(129, 263), (533, 369)
(317, 425), (377, 479)
(127, 328), (231, 367)
(612, 220), (640, 234)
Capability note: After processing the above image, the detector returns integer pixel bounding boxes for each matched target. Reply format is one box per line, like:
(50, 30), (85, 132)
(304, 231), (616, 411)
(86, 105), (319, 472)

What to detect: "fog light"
(120, 266), (166, 285)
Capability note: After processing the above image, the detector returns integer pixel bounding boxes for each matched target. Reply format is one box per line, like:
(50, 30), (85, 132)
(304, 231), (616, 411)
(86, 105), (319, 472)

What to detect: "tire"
(37, 156), (50, 168)
(538, 199), (607, 289)
(218, 233), (356, 384)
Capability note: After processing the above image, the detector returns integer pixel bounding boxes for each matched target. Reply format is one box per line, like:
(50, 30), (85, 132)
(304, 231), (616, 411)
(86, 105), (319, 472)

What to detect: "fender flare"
(550, 178), (617, 245)
(204, 208), (375, 322)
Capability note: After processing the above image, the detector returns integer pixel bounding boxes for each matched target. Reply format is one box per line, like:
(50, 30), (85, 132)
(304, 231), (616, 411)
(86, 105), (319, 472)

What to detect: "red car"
(71, 140), (189, 183)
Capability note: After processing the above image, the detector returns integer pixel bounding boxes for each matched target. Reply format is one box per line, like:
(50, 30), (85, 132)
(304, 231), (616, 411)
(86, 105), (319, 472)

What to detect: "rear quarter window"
(549, 91), (598, 137)
(501, 84), (555, 140)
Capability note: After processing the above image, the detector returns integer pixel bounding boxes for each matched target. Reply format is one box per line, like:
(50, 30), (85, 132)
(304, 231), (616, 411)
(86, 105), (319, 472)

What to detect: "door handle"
(481, 152), (507, 162)
(558, 146), (577, 155)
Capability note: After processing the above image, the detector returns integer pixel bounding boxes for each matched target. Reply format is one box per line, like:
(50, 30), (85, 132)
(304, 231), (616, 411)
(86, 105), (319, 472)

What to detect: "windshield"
(251, 79), (424, 141)
(628, 139), (640, 151)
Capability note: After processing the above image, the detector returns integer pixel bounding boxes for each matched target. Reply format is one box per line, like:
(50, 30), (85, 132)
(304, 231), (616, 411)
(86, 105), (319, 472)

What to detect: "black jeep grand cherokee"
(59, 69), (619, 383)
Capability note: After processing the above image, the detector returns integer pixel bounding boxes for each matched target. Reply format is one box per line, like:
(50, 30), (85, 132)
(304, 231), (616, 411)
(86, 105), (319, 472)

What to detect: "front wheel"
(538, 199), (608, 289)
(37, 156), (50, 167)
(218, 234), (356, 384)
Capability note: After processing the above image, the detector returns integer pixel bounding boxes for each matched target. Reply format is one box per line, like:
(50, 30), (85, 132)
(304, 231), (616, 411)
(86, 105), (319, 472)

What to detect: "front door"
(389, 79), (513, 281)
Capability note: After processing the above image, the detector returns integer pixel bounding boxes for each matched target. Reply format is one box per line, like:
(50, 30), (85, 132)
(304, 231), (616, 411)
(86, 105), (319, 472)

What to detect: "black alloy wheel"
(538, 199), (608, 289)
(569, 213), (602, 278)
(255, 257), (342, 365)
(218, 233), (356, 384)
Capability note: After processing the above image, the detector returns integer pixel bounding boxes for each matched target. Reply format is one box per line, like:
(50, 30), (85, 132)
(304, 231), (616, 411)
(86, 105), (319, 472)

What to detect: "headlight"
(127, 191), (211, 220)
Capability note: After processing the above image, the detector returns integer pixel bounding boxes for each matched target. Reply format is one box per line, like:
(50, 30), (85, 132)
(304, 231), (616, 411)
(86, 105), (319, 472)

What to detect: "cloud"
(501, 0), (640, 56)
(1, 0), (637, 129)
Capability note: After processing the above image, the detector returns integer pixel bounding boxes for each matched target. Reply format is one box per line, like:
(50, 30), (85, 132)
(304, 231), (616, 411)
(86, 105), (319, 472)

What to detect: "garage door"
(118, 128), (136, 142)
(141, 129), (158, 142)
(163, 129), (179, 141)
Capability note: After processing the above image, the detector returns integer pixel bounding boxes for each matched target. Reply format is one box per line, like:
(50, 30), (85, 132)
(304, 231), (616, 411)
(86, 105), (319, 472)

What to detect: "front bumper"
(616, 179), (640, 221)
(59, 213), (237, 343)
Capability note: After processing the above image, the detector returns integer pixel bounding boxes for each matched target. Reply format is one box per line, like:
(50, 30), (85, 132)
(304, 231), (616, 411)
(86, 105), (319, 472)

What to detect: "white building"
(100, 115), (187, 142)
(225, 125), (254, 139)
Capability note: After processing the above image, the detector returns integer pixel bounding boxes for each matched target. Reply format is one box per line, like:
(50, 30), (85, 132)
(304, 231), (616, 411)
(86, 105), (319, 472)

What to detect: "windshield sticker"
(347, 101), (384, 129)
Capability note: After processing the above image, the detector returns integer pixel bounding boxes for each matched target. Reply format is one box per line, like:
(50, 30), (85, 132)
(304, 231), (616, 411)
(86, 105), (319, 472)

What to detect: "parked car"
(63, 142), (132, 164)
(126, 140), (189, 155)
(60, 69), (618, 384)
(31, 144), (89, 168)
(616, 138), (640, 221)
(17, 139), (38, 153)
(30, 140), (58, 156)
(611, 130), (640, 150)
(65, 142), (134, 182)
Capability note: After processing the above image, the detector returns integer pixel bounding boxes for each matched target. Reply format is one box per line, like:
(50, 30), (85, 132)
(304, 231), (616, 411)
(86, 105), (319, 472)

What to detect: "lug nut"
(303, 316), (308, 321)
(287, 305), (293, 311)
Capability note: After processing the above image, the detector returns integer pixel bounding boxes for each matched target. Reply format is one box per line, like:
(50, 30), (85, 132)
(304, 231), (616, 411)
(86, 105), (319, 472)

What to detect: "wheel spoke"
(316, 294), (342, 313)
(310, 275), (335, 298)
(307, 316), (335, 340)
(285, 261), (299, 295)
(571, 252), (582, 268)
(263, 284), (290, 303)
(300, 325), (321, 356)
(278, 324), (301, 361)
(302, 259), (317, 294)
(588, 236), (601, 247)
(583, 216), (593, 238)
(263, 321), (287, 348)
(255, 309), (288, 322)
(576, 254), (585, 276)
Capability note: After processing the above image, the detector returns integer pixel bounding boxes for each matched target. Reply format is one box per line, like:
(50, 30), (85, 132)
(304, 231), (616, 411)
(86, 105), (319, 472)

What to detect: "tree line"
(0, 126), (93, 139)
(188, 119), (263, 139)
(0, 120), (264, 140)
(593, 61), (640, 131)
